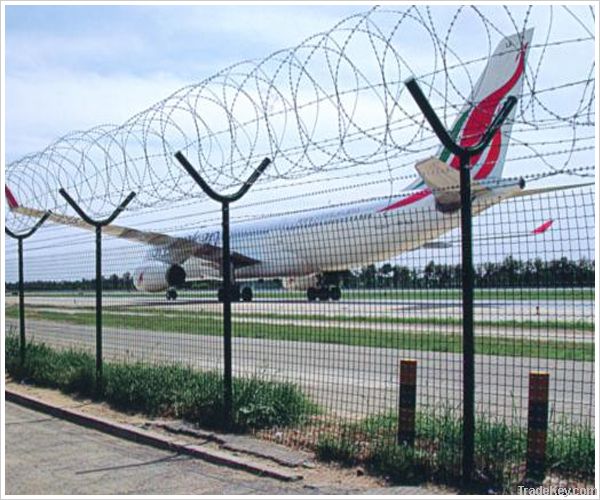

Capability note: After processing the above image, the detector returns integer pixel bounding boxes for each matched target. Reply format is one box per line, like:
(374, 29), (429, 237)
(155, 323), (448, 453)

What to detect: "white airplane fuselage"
(137, 185), (512, 291)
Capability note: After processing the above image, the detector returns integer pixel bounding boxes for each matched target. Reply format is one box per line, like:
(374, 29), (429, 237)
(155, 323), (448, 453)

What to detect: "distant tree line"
(6, 272), (135, 292)
(5, 256), (594, 291)
(345, 256), (594, 289)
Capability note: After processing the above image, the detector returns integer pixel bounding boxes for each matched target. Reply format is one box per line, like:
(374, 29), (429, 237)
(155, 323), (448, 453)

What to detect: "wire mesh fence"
(4, 185), (594, 489)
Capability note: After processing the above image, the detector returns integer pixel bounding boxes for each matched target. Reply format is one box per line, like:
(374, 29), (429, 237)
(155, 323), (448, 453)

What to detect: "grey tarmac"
(6, 317), (594, 425)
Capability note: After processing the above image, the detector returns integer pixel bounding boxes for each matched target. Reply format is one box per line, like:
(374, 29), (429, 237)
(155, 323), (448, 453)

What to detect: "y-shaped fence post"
(6, 212), (51, 366)
(405, 77), (517, 487)
(175, 151), (271, 430)
(58, 189), (136, 394)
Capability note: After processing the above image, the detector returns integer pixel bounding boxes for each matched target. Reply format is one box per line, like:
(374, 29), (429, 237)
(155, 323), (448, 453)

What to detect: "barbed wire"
(5, 4), (595, 233)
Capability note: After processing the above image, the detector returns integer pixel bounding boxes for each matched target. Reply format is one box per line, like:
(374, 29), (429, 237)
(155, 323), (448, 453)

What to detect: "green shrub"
(312, 408), (593, 491)
(368, 441), (429, 484)
(316, 431), (361, 465)
(547, 421), (595, 478)
(233, 376), (317, 431)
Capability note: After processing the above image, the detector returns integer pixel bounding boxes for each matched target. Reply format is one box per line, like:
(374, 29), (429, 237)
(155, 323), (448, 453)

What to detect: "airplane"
(4, 29), (592, 302)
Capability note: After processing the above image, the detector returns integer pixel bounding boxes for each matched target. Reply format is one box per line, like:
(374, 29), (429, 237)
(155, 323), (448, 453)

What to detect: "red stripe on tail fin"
(532, 219), (553, 235)
(5, 186), (19, 209)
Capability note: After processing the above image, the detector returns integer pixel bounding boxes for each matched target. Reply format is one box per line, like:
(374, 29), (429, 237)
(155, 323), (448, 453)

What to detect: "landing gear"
(329, 286), (341, 301)
(218, 285), (253, 302)
(166, 288), (178, 301)
(241, 286), (253, 302)
(306, 286), (342, 301)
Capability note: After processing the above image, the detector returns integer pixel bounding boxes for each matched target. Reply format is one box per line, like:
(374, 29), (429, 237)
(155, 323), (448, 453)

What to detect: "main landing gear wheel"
(166, 288), (178, 301)
(307, 286), (342, 301)
(218, 285), (253, 302)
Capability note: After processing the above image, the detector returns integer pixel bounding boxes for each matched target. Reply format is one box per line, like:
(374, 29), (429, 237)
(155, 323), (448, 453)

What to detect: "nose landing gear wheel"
(241, 286), (253, 302)
(166, 288), (177, 301)
(307, 287), (317, 301)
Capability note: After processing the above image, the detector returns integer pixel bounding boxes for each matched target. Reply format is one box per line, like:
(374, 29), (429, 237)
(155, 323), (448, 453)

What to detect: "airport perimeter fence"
(4, 186), (595, 489)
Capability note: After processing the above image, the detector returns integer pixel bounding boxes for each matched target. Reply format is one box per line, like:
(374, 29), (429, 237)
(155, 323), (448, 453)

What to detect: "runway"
(5, 316), (594, 426)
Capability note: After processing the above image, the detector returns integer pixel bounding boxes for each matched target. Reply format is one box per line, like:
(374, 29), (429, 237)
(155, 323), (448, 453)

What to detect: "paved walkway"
(5, 401), (446, 495)
(4, 402), (320, 495)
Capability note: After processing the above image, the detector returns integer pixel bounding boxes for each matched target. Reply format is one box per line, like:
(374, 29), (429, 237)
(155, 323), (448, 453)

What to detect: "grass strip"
(5, 335), (317, 432)
(6, 307), (594, 361)
(314, 410), (594, 492)
(18, 303), (595, 333)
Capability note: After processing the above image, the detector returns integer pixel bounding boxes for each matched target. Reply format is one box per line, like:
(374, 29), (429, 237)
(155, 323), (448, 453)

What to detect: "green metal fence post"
(405, 77), (517, 486)
(59, 189), (136, 394)
(175, 151), (270, 430)
(5, 212), (51, 366)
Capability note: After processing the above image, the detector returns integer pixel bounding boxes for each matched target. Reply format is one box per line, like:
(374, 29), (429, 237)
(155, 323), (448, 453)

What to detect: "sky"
(5, 3), (364, 158)
(2, 2), (597, 282)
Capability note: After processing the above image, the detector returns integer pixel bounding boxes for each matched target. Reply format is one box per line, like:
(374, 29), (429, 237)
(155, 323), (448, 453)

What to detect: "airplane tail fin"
(441, 28), (533, 180)
(407, 28), (534, 190)
(5, 185), (19, 210)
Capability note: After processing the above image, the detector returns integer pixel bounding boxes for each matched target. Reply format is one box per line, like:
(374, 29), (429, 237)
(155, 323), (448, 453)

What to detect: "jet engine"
(133, 262), (186, 292)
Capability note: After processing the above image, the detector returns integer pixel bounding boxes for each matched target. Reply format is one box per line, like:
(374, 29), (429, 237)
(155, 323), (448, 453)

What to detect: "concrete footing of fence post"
(397, 359), (417, 446)
(526, 371), (550, 481)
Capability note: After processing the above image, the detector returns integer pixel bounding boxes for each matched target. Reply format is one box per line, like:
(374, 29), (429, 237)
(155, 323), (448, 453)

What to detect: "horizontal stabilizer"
(420, 241), (453, 249)
(415, 157), (490, 211)
(511, 181), (594, 198)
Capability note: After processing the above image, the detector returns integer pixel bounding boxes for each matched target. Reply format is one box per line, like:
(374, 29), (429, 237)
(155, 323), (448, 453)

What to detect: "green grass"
(6, 333), (593, 492)
(315, 409), (594, 492)
(17, 302), (596, 333)
(166, 309), (595, 333)
(6, 306), (594, 361)
(5, 335), (317, 432)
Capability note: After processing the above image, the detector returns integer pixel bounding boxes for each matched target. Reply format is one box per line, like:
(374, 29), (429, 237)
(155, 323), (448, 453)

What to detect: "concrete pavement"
(4, 401), (448, 495)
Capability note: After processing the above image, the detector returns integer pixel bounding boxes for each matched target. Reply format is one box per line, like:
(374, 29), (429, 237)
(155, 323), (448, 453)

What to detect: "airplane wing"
(5, 189), (260, 268)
